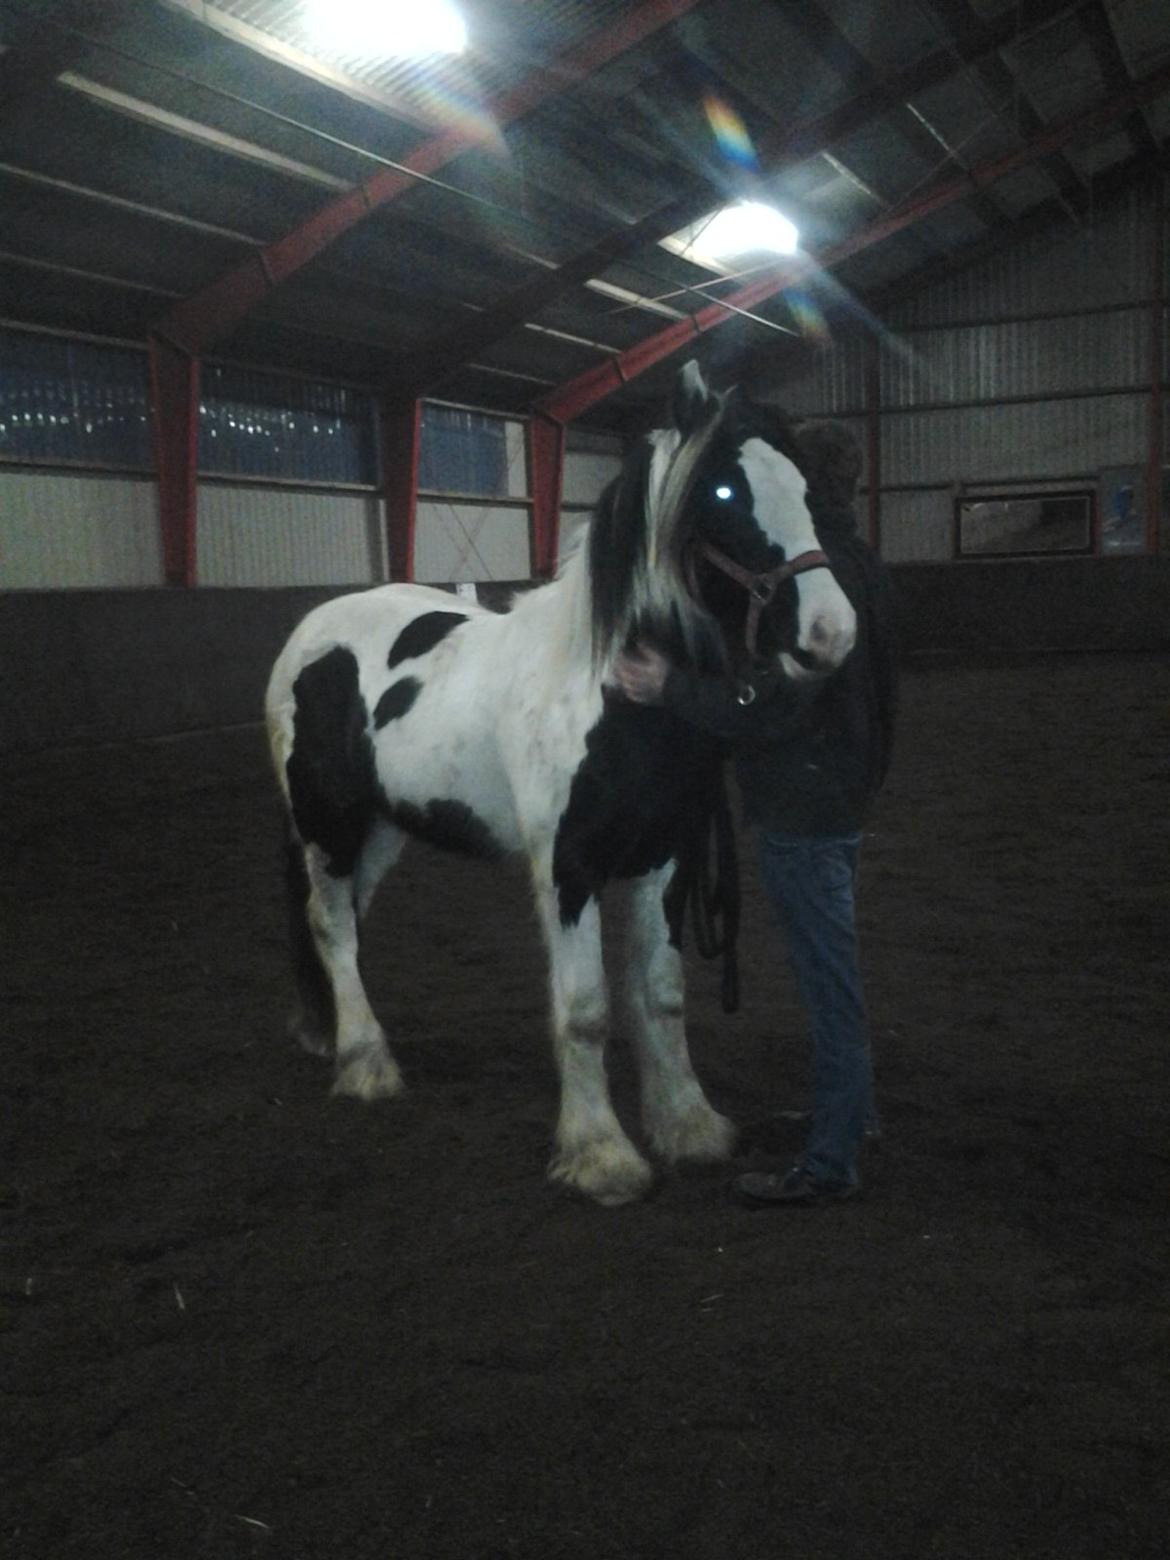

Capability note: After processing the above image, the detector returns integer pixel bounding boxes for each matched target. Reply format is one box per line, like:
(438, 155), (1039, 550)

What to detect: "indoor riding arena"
(2, 5), (1168, 1559)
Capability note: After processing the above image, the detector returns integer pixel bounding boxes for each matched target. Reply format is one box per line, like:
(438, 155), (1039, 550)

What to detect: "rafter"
(0, 0), (138, 121)
(150, 0), (706, 355)
(923, 0), (1087, 216)
(1079, 0), (1160, 157)
(784, 0), (1011, 247)
(376, 0), (1087, 403)
(532, 54), (1170, 423)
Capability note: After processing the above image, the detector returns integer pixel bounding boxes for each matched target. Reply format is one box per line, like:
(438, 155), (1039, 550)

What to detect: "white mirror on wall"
(954, 491), (1094, 558)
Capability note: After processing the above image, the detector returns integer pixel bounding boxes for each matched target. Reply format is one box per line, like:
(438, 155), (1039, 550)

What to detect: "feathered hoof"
(649, 1105), (738, 1166)
(288, 1013), (332, 1059)
(331, 1047), (403, 1102)
(549, 1137), (654, 1207)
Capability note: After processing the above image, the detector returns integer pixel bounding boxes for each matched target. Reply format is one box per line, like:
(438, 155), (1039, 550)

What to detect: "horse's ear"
(673, 360), (718, 437)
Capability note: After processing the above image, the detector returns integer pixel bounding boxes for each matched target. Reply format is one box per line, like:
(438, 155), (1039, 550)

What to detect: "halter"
(692, 540), (830, 699)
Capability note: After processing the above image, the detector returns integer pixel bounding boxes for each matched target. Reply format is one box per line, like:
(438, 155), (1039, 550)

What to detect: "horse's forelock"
(586, 399), (729, 670)
(650, 392), (727, 563)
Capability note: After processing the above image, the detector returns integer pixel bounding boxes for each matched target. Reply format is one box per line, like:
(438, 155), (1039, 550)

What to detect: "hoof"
(332, 1047), (403, 1101)
(549, 1138), (654, 1207)
(289, 1014), (332, 1059)
(649, 1105), (737, 1166)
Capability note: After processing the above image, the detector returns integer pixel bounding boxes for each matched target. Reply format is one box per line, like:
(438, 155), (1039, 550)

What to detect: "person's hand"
(607, 644), (671, 705)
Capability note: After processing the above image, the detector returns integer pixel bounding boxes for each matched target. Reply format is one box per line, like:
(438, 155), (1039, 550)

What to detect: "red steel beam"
(380, 398), (422, 582)
(148, 336), (200, 586)
(152, 0), (704, 355)
(528, 413), (566, 579)
(533, 55), (1170, 425)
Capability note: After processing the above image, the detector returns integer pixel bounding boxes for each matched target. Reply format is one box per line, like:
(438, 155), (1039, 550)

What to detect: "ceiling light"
(702, 201), (799, 260)
(303, 0), (467, 58)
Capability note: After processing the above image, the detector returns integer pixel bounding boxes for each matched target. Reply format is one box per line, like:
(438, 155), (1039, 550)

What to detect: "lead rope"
(690, 771), (741, 1015)
(671, 542), (830, 1012)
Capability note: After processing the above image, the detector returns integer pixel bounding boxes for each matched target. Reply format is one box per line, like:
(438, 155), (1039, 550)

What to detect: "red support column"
(148, 335), (199, 587)
(528, 412), (565, 579)
(380, 397), (421, 582)
(1147, 174), (1166, 554)
(864, 335), (882, 553)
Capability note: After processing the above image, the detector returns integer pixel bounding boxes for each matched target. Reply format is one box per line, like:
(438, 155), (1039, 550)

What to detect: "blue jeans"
(756, 830), (875, 1188)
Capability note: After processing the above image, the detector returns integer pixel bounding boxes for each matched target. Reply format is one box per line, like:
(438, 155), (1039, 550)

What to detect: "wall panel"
(197, 483), (384, 586)
(887, 186), (1152, 328)
(879, 490), (951, 563)
(882, 395), (1147, 488)
(0, 470), (161, 588)
(885, 311), (1147, 408)
(414, 499), (531, 583)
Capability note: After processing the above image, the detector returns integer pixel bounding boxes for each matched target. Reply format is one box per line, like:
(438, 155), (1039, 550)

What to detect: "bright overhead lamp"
(303, 0), (468, 58)
(701, 201), (799, 260)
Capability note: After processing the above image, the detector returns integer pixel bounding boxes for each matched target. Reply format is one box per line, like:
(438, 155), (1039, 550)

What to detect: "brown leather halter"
(692, 540), (830, 692)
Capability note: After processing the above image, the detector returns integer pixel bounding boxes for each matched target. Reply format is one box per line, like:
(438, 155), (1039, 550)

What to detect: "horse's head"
(660, 361), (857, 686)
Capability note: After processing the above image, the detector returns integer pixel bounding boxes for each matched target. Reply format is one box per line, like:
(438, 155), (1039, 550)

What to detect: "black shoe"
(732, 1165), (859, 1208)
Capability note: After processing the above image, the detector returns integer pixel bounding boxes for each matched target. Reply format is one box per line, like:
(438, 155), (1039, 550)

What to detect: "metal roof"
(1, 0), (1167, 432)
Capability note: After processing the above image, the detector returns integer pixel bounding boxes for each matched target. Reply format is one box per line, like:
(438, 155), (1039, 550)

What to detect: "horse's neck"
(506, 543), (597, 676)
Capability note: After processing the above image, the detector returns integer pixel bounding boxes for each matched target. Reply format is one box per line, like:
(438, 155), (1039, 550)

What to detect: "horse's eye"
(714, 484), (734, 502)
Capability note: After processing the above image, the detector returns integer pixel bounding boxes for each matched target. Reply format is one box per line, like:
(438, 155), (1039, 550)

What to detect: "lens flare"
(785, 288), (831, 342)
(702, 91), (758, 171)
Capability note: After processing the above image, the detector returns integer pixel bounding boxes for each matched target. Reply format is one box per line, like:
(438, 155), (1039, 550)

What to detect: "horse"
(265, 361), (857, 1206)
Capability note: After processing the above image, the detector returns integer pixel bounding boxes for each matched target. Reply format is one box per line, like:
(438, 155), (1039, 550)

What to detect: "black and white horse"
(266, 362), (856, 1205)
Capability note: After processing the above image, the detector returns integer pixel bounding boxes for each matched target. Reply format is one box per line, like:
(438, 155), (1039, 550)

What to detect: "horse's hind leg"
(624, 864), (736, 1165)
(533, 876), (653, 1206)
(286, 824), (404, 1101)
(284, 821), (335, 1057)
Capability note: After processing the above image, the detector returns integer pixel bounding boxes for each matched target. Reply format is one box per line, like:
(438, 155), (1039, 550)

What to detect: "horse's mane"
(584, 396), (727, 673)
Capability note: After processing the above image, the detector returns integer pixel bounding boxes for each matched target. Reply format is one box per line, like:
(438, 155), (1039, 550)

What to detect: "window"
(955, 491), (1094, 558)
(198, 363), (375, 485)
(0, 329), (151, 468)
(418, 403), (508, 497)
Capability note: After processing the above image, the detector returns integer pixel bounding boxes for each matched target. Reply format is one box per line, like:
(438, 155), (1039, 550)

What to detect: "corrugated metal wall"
(197, 483), (384, 586)
(776, 184), (1163, 562)
(414, 500), (532, 583)
(888, 186), (1151, 326)
(0, 471), (161, 587)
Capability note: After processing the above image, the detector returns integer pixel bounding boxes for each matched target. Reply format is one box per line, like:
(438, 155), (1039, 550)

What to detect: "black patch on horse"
(286, 646), (378, 878)
(385, 798), (502, 860)
(552, 696), (722, 927)
(387, 611), (468, 670)
(373, 677), (421, 728)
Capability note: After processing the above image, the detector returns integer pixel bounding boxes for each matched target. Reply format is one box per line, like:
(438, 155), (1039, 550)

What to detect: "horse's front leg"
(625, 864), (736, 1165)
(533, 879), (653, 1206)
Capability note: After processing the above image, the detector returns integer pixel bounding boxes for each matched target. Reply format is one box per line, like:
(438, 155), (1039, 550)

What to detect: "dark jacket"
(661, 501), (897, 835)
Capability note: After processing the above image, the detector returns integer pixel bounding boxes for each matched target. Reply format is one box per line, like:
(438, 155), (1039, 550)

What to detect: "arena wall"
(2, 556), (1167, 753)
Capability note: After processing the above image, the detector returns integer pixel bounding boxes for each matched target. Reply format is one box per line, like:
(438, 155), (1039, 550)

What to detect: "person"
(609, 421), (897, 1206)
